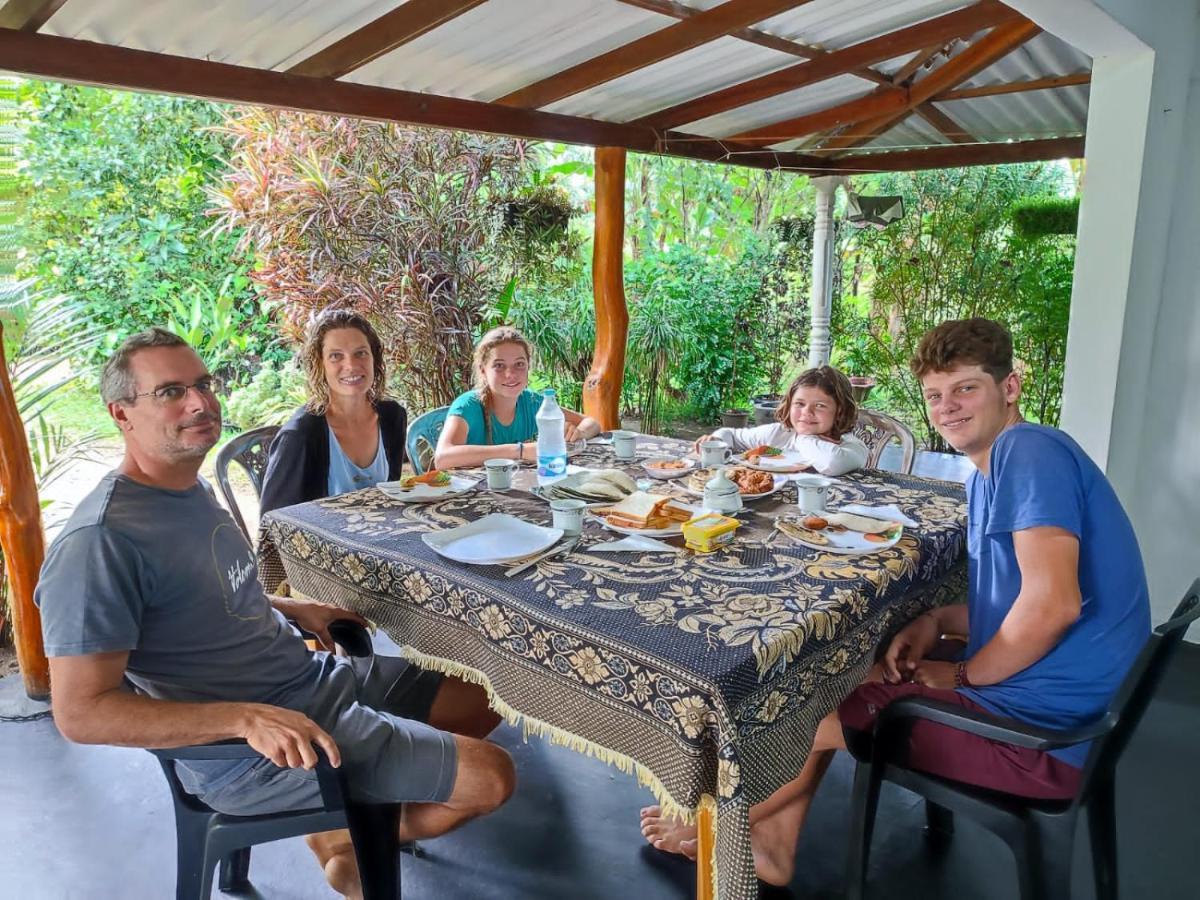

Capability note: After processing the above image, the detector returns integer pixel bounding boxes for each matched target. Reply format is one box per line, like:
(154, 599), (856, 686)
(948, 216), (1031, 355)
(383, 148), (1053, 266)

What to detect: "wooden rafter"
(818, 19), (1042, 155)
(916, 102), (974, 144)
(0, 28), (831, 173)
(731, 86), (909, 144)
(826, 136), (1084, 172)
(0, 0), (68, 30)
(287, 0), (486, 79)
(935, 71), (1091, 101)
(891, 45), (947, 87)
(617, 0), (890, 86)
(633, 1), (1022, 132)
(496, 0), (814, 109)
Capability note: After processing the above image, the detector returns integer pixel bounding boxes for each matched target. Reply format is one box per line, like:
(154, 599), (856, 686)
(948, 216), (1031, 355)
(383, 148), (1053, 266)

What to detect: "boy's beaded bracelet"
(954, 660), (973, 689)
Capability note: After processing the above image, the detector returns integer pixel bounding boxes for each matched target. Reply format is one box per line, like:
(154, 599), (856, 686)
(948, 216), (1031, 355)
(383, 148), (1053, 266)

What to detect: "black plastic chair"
(149, 621), (403, 899)
(844, 578), (1200, 900)
(214, 425), (280, 543)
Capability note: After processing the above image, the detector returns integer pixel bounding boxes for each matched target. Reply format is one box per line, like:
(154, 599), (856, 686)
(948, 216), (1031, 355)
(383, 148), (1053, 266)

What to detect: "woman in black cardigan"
(259, 309), (406, 516)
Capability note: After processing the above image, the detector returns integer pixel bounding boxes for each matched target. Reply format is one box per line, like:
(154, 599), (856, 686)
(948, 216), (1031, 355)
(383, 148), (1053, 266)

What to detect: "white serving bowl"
(640, 457), (697, 480)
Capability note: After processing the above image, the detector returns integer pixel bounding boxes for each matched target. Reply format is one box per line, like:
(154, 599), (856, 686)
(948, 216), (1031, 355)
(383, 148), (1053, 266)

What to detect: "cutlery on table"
(504, 536), (582, 577)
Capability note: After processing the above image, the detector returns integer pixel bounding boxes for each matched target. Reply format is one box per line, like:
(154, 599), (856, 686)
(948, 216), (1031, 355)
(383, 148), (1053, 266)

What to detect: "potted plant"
(849, 375), (876, 404)
(750, 391), (784, 425)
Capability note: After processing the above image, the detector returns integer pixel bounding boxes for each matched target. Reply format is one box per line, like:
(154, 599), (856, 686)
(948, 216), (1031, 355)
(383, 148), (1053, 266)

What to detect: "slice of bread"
(605, 491), (662, 526)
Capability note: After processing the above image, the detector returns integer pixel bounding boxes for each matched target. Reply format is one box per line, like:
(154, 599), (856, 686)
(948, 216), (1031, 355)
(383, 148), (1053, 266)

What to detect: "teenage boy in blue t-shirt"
(640, 317), (1151, 887)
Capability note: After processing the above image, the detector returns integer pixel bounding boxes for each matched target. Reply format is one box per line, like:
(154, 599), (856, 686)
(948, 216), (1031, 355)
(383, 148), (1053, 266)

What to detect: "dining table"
(258, 435), (968, 899)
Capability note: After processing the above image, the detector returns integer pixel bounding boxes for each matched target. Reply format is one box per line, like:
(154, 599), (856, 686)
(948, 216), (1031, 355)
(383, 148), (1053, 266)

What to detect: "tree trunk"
(0, 323), (50, 699)
(584, 147), (628, 430)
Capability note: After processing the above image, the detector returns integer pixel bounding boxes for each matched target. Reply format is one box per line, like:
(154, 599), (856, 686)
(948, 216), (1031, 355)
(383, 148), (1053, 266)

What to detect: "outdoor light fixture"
(845, 192), (904, 230)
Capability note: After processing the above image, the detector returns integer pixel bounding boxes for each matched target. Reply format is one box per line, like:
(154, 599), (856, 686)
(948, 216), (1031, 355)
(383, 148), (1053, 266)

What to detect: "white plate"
(589, 501), (704, 537)
(378, 475), (479, 502)
(640, 457), (697, 480)
(733, 449), (810, 473)
(777, 518), (903, 555)
(421, 513), (563, 565)
(682, 470), (788, 501)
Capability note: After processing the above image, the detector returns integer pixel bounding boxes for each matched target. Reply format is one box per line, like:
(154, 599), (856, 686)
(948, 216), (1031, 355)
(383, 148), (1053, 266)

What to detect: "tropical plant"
(832, 164), (1075, 449)
(209, 110), (570, 413)
(15, 82), (274, 369)
(223, 358), (308, 429)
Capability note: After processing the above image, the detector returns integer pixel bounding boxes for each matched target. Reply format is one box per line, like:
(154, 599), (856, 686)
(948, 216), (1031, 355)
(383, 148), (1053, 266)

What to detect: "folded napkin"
(837, 503), (919, 528)
(589, 534), (681, 553)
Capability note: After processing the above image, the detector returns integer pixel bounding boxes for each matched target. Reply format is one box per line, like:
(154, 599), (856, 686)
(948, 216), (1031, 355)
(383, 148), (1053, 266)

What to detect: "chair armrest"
(875, 696), (1115, 756)
(148, 739), (262, 761)
(149, 740), (347, 809)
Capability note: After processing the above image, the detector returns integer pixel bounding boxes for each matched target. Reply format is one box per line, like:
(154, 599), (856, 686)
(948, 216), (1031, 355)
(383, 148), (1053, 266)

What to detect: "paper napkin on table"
(589, 534), (680, 553)
(837, 503), (919, 528)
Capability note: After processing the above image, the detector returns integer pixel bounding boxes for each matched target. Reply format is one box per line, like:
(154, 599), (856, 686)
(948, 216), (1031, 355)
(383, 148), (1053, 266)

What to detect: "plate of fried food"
(775, 510), (903, 554)
(377, 470), (480, 502)
(684, 466), (787, 500)
(533, 469), (638, 507)
(590, 491), (701, 536)
(734, 445), (810, 473)
(640, 457), (697, 480)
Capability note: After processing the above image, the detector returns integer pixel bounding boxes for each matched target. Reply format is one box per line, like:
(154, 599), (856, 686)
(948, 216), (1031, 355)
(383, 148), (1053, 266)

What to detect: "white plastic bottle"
(535, 389), (568, 484)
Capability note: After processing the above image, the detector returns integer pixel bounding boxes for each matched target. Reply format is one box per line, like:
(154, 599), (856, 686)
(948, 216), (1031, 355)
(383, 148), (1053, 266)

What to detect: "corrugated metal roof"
(344, 0), (668, 101)
(27, 0), (1092, 168)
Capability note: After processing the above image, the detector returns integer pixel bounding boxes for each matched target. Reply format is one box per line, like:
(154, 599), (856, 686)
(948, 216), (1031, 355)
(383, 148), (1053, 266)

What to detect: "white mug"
(484, 458), (516, 491)
(793, 474), (834, 513)
(550, 498), (586, 535)
(699, 439), (733, 467)
(612, 430), (637, 460)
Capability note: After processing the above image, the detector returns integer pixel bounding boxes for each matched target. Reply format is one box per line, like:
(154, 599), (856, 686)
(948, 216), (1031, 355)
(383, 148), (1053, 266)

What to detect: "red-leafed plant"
(208, 110), (534, 412)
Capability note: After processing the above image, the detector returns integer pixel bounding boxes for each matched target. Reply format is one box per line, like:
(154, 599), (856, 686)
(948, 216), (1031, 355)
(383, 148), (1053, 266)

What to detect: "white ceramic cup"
(699, 439), (733, 467)
(793, 473), (834, 513)
(484, 458), (516, 491)
(612, 430), (637, 460)
(550, 498), (586, 535)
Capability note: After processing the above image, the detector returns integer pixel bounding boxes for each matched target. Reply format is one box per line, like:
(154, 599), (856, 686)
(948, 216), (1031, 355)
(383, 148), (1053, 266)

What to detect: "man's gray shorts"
(193, 654), (458, 815)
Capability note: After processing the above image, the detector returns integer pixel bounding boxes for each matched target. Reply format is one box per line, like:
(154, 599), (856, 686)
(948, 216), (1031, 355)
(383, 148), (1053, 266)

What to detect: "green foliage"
(223, 358), (307, 429)
(1010, 196), (1080, 239)
(832, 164), (1075, 449)
(16, 82), (276, 378)
(624, 241), (775, 428)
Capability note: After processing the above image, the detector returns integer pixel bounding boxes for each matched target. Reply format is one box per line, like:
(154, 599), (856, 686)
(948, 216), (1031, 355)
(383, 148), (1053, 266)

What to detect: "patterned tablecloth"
(260, 437), (967, 899)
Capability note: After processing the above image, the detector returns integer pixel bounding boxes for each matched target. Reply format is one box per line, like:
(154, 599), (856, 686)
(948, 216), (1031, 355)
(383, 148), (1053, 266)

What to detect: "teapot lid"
(706, 466), (738, 494)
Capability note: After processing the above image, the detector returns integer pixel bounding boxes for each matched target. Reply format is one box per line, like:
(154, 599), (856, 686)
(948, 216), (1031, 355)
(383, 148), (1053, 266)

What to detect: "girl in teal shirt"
(435, 326), (600, 469)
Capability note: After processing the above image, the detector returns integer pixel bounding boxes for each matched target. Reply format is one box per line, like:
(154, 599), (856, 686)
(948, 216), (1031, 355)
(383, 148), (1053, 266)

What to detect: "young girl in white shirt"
(695, 365), (868, 476)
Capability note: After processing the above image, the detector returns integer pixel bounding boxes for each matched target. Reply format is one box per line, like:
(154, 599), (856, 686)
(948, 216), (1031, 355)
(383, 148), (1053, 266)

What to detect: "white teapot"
(703, 466), (743, 514)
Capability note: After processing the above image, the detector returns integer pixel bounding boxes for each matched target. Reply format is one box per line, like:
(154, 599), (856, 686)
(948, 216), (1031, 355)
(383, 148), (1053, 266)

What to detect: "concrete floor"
(2, 636), (1197, 900)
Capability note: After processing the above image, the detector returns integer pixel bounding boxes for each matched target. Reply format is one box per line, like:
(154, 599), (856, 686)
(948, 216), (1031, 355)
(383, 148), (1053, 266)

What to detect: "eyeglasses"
(128, 377), (223, 406)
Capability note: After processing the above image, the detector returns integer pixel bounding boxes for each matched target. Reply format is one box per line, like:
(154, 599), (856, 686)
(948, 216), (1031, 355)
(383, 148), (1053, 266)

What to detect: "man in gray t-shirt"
(37, 329), (515, 898)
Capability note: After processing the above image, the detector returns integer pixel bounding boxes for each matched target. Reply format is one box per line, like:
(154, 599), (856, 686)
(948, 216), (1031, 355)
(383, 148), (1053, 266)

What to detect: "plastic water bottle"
(535, 389), (568, 484)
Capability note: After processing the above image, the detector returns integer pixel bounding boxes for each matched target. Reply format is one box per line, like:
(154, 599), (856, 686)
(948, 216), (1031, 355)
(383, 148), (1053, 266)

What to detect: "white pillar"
(807, 176), (845, 368)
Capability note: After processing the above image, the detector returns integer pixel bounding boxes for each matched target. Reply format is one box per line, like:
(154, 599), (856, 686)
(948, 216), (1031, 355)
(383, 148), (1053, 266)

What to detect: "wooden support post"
(0, 323), (50, 699)
(584, 146), (628, 431)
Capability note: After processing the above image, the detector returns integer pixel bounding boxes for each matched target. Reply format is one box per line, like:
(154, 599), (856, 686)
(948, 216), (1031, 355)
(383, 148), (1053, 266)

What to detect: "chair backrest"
(853, 408), (916, 474)
(406, 406), (449, 475)
(214, 425), (280, 541)
(1077, 578), (1200, 800)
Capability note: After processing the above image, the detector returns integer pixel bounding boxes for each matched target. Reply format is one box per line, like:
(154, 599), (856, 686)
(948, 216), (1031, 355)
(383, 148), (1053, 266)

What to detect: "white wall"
(1015, 0), (1200, 627)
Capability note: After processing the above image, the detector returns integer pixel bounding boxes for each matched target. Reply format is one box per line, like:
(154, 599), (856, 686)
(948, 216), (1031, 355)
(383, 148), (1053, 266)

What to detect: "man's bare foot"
(305, 832), (362, 899)
(749, 808), (799, 887)
(639, 805), (698, 859)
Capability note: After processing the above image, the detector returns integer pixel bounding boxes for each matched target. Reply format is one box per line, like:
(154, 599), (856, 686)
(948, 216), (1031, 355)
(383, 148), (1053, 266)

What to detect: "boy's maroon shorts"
(838, 681), (1082, 800)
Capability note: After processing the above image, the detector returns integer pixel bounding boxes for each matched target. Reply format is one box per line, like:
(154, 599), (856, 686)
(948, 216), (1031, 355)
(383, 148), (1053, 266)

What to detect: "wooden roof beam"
(633, 1), (1023, 132)
(915, 102), (975, 144)
(496, 0), (815, 109)
(0, 0), (68, 31)
(0, 28), (831, 173)
(825, 136), (1084, 172)
(818, 18), (1042, 155)
(288, 0), (487, 79)
(935, 71), (1091, 101)
(617, 0), (890, 86)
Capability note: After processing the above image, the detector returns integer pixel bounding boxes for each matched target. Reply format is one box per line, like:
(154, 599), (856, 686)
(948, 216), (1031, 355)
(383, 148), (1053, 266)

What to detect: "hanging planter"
(498, 186), (574, 245)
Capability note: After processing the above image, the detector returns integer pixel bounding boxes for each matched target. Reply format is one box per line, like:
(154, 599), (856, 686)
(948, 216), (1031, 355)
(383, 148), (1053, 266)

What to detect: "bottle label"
(538, 454), (568, 478)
